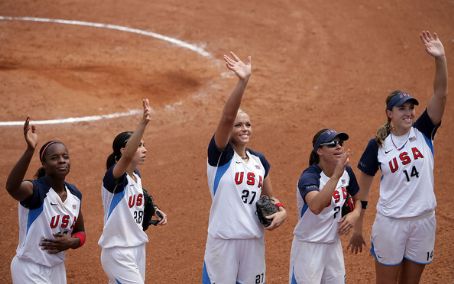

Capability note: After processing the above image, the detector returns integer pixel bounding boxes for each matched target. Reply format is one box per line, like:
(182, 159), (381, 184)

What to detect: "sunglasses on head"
(319, 140), (343, 148)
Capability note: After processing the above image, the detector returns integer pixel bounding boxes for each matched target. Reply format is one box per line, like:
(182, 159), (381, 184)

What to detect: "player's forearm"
(221, 78), (249, 122)
(310, 176), (340, 214)
(434, 55), (448, 99)
(123, 121), (147, 159)
(6, 148), (34, 195)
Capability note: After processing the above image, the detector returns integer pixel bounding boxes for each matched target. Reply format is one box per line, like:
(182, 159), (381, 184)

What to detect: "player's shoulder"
(21, 177), (52, 209)
(32, 176), (52, 193)
(299, 164), (322, 182)
(247, 148), (267, 159)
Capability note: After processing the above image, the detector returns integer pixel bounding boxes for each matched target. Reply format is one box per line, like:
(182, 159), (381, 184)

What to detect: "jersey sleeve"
(414, 109), (440, 139)
(358, 138), (380, 176)
(345, 166), (360, 196)
(103, 165), (128, 193)
(248, 149), (271, 178)
(66, 182), (82, 200)
(20, 179), (45, 209)
(207, 135), (234, 167)
(297, 167), (321, 203)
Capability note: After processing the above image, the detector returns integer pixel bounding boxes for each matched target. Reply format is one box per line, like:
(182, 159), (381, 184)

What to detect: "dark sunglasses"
(319, 140), (343, 148)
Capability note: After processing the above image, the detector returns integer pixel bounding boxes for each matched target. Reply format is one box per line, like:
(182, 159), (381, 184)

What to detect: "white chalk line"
(0, 16), (212, 126)
(0, 110), (142, 126)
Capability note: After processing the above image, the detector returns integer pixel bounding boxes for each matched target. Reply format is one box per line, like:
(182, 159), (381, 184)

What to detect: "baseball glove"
(142, 188), (163, 231)
(256, 195), (278, 227)
(341, 192), (355, 217)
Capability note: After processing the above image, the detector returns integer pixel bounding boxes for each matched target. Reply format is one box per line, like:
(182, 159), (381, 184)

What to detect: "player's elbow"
(308, 203), (324, 215)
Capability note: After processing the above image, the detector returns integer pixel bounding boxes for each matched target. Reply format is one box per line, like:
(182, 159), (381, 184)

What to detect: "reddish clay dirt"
(1, 1), (453, 283)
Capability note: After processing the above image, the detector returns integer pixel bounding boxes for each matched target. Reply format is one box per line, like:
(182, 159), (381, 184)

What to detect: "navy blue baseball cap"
(313, 129), (349, 151)
(386, 91), (419, 110)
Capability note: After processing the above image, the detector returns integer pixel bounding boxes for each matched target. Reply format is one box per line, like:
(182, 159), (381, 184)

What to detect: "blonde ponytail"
(375, 119), (391, 147)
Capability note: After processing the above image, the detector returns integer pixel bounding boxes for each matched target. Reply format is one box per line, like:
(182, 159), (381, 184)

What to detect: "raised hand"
(224, 52), (252, 80)
(23, 117), (38, 150)
(142, 98), (151, 124)
(420, 31), (445, 58)
(333, 149), (350, 179)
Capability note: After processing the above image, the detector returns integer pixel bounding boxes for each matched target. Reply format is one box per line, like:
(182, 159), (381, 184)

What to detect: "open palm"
(224, 52), (252, 80)
(420, 31), (445, 58)
(23, 117), (38, 150)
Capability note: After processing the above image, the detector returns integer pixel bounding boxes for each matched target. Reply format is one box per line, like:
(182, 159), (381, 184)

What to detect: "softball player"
(350, 31), (448, 283)
(98, 99), (167, 284)
(6, 117), (86, 284)
(289, 129), (361, 284)
(202, 52), (287, 284)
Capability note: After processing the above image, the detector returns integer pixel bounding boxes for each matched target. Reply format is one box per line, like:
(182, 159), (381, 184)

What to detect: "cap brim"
(397, 97), (419, 107)
(335, 132), (349, 141)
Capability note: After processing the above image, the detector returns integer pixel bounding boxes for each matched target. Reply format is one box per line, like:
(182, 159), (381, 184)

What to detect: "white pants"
(203, 236), (266, 284)
(371, 211), (436, 265)
(11, 255), (66, 284)
(289, 238), (345, 284)
(101, 244), (146, 284)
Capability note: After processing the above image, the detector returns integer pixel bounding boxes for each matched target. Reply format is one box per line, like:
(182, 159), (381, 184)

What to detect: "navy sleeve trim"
(414, 109), (440, 140)
(66, 182), (82, 200)
(20, 178), (50, 209)
(298, 165), (321, 203)
(103, 166), (128, 193)
(207, 135), (234, 167)
(345, 166), (360, 196)
(358, 138), (379, 176)
(248, 148), (271, 178)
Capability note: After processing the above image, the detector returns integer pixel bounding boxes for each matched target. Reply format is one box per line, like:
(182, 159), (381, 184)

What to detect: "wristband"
(72, 231), (86, 248)
(275, 202), (285, 209)
(361, 201), (368, 209)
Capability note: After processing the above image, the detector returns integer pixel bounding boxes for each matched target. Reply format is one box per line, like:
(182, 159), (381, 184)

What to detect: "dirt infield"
(1, 1), (453, 283)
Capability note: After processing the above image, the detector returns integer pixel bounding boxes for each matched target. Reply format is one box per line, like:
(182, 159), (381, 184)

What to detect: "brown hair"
(309, 128), (329, 165)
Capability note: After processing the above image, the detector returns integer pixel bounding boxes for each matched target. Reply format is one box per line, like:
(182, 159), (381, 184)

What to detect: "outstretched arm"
(420, 31), (448, 125)
(214, 52), (252, 149)
(5, 117), (37, 201)
(112, 99), (151, 179)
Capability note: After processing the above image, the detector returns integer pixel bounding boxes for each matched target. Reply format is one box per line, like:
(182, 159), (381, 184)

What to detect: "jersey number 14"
(403, 166), (419, 182)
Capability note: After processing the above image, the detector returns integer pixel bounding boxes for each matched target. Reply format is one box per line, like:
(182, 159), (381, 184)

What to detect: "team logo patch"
(255, 165), (261, 170)
(73, 205), (77, 209)
(410, 137), (416, 142)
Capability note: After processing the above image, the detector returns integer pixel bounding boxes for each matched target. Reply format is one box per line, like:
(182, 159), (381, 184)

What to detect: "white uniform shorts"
(289, 237), (345, 284)
(11, 255), (66, 284)
(101, 244), (146, 284)
(203, 235), (266, 284)
(370, 211), (436, 265)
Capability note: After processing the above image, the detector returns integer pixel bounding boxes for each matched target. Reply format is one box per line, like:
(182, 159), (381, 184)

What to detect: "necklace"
(390, 131), (411, 151)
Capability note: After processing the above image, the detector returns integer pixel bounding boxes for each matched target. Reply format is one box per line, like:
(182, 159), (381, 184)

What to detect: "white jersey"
(293, 165), (359, 243)
(15, 177), (82, 267)
(358, 110), (438, 218)
(207, 136), (270, 239)
(98, 166), (148, 248)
